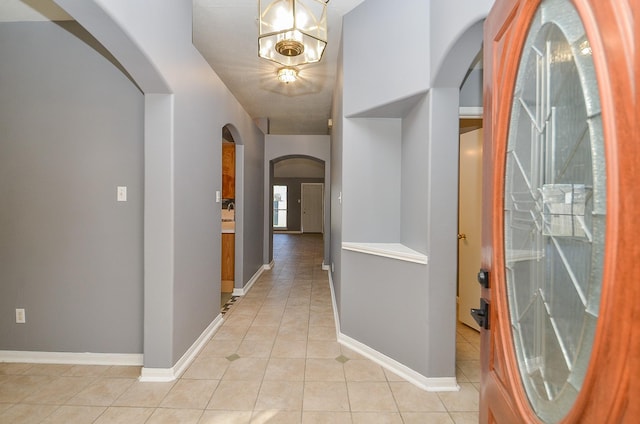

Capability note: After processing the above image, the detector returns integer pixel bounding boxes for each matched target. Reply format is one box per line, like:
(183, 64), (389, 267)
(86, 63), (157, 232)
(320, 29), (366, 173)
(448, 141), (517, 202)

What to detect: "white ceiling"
(192, 0), (365, 135)
(0, 0), (364, 135)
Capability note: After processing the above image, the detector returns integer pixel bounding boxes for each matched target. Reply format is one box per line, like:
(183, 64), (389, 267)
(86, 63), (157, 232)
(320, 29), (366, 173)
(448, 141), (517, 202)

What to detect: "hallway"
(0, 234), (479, 423)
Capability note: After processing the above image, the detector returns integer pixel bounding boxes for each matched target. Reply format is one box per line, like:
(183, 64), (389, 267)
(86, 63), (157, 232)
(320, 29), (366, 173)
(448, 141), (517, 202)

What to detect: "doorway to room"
(443, 27), (484, 391)
(221, 125), (236, 309)
(457, 120), (483, 331)
(270, 156), (325, 235)
(269, 155), (327, 274)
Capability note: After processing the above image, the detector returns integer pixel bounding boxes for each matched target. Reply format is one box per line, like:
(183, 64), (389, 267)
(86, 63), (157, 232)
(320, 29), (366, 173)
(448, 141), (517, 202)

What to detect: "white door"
(301, 183), (323, 233)
(458, 128), (483, 330)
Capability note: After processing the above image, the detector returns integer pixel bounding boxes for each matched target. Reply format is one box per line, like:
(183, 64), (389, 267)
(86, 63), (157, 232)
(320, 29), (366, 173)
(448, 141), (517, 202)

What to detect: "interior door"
(301, 183), (323, 233)
(458, 127), (483, 331)
(482, 0), (637, 423)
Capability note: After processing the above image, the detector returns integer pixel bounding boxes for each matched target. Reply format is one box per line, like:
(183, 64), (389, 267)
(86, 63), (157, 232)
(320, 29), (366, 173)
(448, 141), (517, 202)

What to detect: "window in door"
(503, 1), (605, 420)
(273, 185), (288, 229)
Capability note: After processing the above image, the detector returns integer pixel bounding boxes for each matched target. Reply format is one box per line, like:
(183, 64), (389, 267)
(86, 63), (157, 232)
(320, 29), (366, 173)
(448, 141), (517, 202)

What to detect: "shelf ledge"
(342, 242), (428, 265)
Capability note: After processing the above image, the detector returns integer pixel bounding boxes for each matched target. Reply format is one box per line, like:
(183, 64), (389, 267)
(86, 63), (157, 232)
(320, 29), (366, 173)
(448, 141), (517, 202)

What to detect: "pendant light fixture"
(258, 0), (328, 67)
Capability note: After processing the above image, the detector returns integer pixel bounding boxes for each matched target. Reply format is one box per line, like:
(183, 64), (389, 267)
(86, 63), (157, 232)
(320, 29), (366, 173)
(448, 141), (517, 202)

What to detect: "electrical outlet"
(16, 308), (25, 324)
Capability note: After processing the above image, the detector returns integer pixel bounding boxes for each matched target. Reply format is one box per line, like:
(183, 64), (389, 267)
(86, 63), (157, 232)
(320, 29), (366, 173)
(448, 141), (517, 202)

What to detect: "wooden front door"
(481, 0), (638, 423)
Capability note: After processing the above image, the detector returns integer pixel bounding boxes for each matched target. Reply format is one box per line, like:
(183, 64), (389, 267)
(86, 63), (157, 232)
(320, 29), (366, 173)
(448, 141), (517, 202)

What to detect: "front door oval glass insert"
(503, 0), (606, 422)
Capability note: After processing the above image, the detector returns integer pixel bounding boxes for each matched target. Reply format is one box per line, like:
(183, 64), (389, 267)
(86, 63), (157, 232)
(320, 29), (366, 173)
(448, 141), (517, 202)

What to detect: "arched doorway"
(269, 155), (326, 265)
(220, 124), (245, 299)
(220, 125), (236, 306)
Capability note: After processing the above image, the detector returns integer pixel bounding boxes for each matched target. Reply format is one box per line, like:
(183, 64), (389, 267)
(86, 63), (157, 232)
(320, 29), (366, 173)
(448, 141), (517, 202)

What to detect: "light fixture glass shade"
(258, 0), (328, 67)
(277, 67), (298, 83)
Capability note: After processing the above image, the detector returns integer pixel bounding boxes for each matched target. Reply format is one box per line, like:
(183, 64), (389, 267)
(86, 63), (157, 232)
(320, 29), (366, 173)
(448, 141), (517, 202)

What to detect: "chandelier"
(258, 0), (328, 67)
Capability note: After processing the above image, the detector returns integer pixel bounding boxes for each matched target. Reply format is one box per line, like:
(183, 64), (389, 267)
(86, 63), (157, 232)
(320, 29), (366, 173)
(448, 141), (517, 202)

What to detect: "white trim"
(232, 263), (270, 296)
(0, 351), (143, 366)
(138, 365), (175, 383)
(139, 314), (223, 382)
(327, 270), (341, 339)
(459, 106), (483, 118)
(321, 262), (330, 271)
(337, 333), (459, 392)
(273, 230), (302, 234)
(328, 268), (458, 393)
(342, 242), (428, 265)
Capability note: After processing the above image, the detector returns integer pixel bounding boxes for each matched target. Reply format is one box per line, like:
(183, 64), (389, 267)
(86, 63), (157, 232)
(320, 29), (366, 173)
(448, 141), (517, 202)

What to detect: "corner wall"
(332, 0), (492, 387)
(6, 0), (268, 373)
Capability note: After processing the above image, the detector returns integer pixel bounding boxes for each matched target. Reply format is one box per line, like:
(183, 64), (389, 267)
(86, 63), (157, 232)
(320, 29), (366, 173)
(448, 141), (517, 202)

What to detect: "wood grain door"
(481, 0), (638, 423)
(222, 142), (235, 199)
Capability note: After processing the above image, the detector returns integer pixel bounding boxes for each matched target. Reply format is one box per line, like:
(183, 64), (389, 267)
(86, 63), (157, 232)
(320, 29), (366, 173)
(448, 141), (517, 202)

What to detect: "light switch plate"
(117, 186), (127, 202)
(16, 308), (25, 324)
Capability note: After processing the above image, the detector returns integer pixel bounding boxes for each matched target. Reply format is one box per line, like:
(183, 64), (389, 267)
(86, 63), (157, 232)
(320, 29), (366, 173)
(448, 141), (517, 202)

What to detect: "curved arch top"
(223, 123), (243, 145)
(432, 19), (486, 88)
(430, 0), (493, 88)
(54, 0), (171, 94)
(272, 154), (325, 165)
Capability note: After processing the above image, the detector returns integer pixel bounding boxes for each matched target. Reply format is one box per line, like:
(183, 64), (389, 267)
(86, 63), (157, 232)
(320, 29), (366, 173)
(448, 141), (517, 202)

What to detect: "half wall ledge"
(341, 242), (428, 265)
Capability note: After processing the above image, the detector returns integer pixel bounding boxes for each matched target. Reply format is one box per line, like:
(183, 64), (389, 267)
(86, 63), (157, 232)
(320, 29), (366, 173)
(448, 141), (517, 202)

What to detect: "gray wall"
(460, 68), (483, 107)
(342, 118), (402, 243)
(401, 95), (431, 254)
(343, 0), (430, 116)
(239, 133), (266, 290)
(330, 42), (344, 315)
(274, 158), (324, 178)
(0, 21), (144, 353)
(341, 252), (429, 372)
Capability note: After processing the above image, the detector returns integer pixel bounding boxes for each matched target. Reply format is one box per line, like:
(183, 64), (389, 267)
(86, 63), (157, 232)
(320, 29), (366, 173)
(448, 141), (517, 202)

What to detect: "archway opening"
(269, 155), (326, 266)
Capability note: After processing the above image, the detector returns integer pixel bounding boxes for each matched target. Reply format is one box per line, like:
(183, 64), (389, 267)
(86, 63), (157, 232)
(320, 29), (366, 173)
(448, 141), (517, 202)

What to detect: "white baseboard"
(327, 270), (459, 392)
(322, 262), (330, 271)
(327, 270), (341, 339)
(232, 263), (270, 296)
(0, 350), (143, 366)
(139, 313), (223, 382)
(337, 333), (459, 392)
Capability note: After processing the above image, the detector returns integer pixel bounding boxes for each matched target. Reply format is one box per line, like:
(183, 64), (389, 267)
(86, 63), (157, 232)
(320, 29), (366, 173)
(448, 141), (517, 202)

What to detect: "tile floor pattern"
(0, 234), (481, 423)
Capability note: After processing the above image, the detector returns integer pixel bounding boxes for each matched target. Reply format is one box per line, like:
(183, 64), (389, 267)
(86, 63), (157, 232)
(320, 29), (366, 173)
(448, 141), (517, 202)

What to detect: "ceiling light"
(258, 0), (328, 67)
(277, 67), (298, 83)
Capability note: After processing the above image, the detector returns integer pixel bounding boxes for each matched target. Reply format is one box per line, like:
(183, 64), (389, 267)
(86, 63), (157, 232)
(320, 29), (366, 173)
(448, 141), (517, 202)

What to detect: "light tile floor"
(0, 234), (480, 423)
